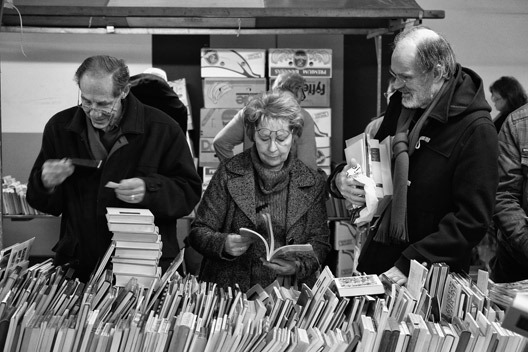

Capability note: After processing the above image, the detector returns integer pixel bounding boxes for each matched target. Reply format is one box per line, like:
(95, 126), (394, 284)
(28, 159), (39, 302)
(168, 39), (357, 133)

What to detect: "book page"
(270, 244), (314, 262)
(262, 213), (276, 257)
(239, 228), (270, 259)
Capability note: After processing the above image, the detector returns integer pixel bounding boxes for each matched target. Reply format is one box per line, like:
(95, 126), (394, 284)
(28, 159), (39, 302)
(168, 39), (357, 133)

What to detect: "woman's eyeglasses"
(256, 128), (291, 142)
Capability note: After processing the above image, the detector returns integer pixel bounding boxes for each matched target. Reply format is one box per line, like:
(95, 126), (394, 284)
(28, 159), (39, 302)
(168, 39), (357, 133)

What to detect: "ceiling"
(1, 0), (444, 35)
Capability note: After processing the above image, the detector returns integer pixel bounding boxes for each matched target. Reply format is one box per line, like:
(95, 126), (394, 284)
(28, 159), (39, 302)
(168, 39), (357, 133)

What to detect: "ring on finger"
(131, 194), (136, 201)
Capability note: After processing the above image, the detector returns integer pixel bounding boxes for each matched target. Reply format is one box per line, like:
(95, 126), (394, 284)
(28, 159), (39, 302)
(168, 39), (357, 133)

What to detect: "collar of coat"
(223, 148), (322, 230)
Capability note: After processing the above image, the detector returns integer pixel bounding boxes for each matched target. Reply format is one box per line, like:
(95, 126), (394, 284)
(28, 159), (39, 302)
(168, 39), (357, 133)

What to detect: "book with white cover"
(239, 213), (313, 262)
(108, 222), (157, 233)
(334, 274), (384, 297)
(106, 207), (154, 223)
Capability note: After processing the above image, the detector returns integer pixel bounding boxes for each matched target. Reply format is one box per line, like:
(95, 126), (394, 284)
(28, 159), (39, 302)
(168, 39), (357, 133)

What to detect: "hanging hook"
(237, 18), (241, 37)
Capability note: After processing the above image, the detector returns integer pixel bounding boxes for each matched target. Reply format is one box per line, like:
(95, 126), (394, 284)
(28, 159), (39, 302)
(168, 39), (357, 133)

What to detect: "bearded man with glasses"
(329, 26), (498, 285)
(27, 55), (202, 282)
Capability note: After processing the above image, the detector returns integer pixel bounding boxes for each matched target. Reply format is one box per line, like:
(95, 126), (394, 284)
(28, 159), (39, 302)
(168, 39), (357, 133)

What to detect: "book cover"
(367, 138), (384, 198)
(114, 247), (162, 260)
(452, 316), (473, 352)
(334, 274), (384, 297)
(344, 132), (368, 174)
(112, 232), (160, 243)
(106, 207), (154, 223)
(108, 222), (157, 234)
(112, 261), (159, 277)
(239, 213), (313, 262)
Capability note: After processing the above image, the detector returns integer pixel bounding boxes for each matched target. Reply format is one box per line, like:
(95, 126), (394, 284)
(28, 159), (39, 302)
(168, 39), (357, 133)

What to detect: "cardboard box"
(335, 249), (357, 278)
(203, 78), (267, 108)
(269, 77), (330, 107)
(333, 220), (358, 251)
(268, 48), (332, 78)
(202, 167), (217, 193)
(315, 137), (331, 167)
(199, 108), (242, 166)
(201, 49), (266, 78)
(302, 77), (331, 107)
(199, 108), (237, 166)
(305, 108), (331, 137)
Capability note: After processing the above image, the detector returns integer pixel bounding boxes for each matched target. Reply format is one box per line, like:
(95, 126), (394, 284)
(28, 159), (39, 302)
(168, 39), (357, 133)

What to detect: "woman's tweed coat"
(189, 148), (331, 292)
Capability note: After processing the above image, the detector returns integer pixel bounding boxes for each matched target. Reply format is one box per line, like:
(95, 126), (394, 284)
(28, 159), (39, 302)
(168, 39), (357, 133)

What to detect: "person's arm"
(396, 119), (499, 274)
(213, 109), (245, 162)
(188, 162), (237, 260)
(296, 110), (318, 170)
(136, 125), (202, 219)
(494, 114), (528, 258)
(27, 121), (67, 216)
(295, 175), (332, 282)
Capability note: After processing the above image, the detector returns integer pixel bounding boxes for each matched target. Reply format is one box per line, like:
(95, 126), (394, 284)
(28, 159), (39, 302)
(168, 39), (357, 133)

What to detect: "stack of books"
(2, 176), (44, 216)
(106, 207), (163, 288)
(0, 247), (528, 352)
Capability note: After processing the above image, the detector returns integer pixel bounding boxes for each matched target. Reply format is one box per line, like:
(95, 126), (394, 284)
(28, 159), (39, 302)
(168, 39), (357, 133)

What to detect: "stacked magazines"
(106, 207), (162, 287)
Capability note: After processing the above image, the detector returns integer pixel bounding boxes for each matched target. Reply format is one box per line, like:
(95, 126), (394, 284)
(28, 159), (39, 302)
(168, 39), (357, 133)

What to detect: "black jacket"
(27, 93), (201, 281)
(130, 73), (188, 134)
(332, 65), (498, 276)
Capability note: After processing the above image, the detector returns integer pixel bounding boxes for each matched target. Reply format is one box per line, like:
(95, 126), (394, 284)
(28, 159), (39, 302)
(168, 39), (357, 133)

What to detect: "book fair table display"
(0, 210), (527, 351)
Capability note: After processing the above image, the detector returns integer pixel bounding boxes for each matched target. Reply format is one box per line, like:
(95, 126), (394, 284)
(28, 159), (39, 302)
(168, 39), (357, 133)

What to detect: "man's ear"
(121, 84), (131, 99)
(433, 64), (446, 82)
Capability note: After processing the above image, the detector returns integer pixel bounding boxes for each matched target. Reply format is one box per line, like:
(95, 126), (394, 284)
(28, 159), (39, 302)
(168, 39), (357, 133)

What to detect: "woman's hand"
(261, 258), (297, 276)
(224, 234), (253, 257)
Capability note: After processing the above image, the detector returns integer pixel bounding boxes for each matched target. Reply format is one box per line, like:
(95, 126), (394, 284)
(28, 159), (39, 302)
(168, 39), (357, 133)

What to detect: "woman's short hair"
(243, 90), (304, 142)
(74, 55), (130, 97)
(490, 76), (528, 114)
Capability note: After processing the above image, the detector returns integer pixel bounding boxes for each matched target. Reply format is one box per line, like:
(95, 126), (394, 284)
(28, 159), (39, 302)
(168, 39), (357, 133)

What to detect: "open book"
(239, 213), (313, 262)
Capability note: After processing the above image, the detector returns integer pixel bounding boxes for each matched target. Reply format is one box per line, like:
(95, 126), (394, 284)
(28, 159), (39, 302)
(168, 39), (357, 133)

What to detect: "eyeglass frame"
(389, 69), (428, 86)
(78, 92), (121, 118)
(255, 128), (292, 143)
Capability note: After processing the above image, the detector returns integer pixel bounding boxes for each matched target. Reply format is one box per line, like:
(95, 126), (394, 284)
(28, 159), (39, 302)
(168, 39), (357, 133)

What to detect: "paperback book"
(334, 274), (384, 297)
(239, 213), (313, 262)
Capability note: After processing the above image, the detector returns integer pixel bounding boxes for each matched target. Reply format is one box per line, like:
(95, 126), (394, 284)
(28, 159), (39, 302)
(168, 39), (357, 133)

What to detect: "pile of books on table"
(106, 207), (163, 288)
(2, 176), (44, 215)
(1, 233), (528, 351)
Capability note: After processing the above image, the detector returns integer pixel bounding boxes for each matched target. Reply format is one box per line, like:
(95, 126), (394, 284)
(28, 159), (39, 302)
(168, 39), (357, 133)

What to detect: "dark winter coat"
(491, 103), (528, 282)
(27, 93), (202, 281)
(333, 65), (499, 276)
(130, 73), (188, 134)
(189, 148), (331, 292)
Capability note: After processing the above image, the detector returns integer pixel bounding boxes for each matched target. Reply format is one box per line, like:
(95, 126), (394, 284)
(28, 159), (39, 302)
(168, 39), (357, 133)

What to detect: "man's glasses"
(256, 128), (291, 142)
(389, 69), (425, 86)
(78, 95), (119, 118)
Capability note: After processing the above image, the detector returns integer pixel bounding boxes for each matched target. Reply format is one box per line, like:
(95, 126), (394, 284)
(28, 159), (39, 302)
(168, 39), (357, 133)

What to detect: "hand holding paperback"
(239, 213), (313, 262)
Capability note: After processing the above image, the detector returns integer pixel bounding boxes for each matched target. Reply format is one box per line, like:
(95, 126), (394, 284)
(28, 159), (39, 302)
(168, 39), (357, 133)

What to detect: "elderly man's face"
(390, 41), (435, 109)
(79, 72), (123, 130)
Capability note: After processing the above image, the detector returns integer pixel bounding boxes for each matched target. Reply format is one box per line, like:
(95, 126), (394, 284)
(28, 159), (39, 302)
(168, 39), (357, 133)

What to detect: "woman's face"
(491, 91), (507, 113)
(254, 117), (293, 171)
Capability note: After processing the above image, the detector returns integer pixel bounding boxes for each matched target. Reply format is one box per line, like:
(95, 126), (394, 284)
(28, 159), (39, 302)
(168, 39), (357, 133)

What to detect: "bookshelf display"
(0, 237), (525, 352)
